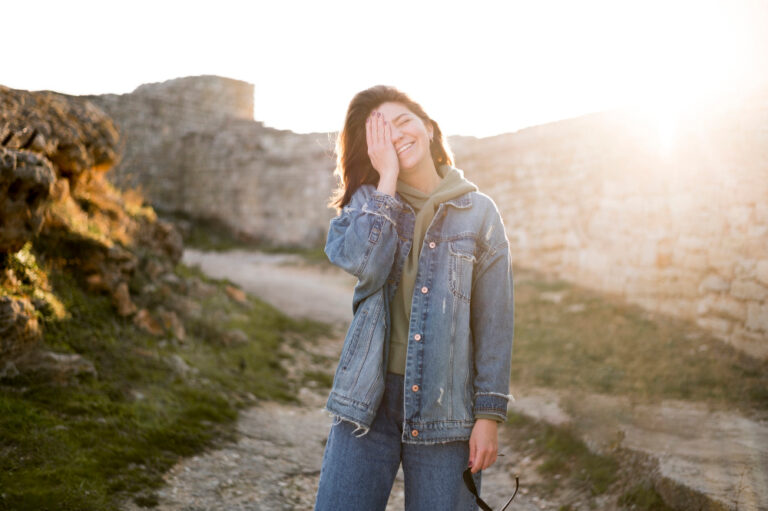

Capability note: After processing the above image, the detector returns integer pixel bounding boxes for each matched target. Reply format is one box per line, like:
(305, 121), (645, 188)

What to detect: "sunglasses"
(462, 454), (520, 511)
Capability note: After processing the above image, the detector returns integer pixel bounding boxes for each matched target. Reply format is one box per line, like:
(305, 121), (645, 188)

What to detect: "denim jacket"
(323, 183), (514, 445)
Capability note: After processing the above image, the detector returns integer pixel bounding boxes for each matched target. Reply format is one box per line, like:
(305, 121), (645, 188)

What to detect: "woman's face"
(374, 102), (434, 173)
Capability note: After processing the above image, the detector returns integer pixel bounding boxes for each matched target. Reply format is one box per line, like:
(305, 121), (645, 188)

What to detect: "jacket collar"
(443, 192), (473, 209)
(397, 190), (473, 212)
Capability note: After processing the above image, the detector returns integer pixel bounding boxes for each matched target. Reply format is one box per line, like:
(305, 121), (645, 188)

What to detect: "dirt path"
(182, 249), (356, 326)
(126, 248), (768, 510)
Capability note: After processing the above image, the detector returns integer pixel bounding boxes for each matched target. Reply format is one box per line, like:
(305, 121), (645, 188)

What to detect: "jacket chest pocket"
(449, 238), (477, 303)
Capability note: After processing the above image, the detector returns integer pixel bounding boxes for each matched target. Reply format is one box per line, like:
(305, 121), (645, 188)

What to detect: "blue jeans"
(314, 372), (481, 510)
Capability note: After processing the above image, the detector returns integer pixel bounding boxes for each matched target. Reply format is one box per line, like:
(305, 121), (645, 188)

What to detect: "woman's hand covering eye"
(366, 111), (400, 179)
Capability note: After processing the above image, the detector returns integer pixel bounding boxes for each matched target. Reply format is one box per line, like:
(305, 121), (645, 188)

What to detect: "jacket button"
(413, 333), (421, 341)
(412, 384), (419, 392)
(421, 286), (428, 294)
(428, 241), (436, 248)
(411, 429), (419, 437)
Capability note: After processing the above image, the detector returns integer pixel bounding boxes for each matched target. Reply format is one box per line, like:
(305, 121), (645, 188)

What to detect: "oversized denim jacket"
(323, 183), (514, 445)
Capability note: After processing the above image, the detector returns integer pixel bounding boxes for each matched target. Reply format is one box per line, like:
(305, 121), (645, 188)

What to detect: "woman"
(314, 85), (514, 510)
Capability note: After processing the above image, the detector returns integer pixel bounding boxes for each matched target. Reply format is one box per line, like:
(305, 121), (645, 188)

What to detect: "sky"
(4, 0), (768, 137)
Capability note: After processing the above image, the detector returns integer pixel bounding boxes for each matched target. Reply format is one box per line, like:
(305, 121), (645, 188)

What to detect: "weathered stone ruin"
(85, 76), (337, 247)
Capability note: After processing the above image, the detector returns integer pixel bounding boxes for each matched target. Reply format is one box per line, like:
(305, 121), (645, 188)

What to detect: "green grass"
(619, 482), (674, 510)
(301, 370), (335, 389)
(506, 412), (619, 496)
(511, 269), (768, 414)
(0, 263), (331, 511)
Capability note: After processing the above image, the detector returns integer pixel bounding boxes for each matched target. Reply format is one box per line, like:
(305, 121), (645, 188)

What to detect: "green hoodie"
(387, 164), (478, 375)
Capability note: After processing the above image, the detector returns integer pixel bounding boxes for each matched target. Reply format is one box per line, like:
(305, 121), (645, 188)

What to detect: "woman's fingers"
(481, 450), (497, 471)
(373, 111), (381, 143)
(471, 448), (497, 473)
(366, 115), (372, 151)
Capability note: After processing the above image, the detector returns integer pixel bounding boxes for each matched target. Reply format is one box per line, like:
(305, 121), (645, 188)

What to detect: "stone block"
(731, 280), (768, 301)
(746, 303), (768, 332)
(707, 248), (735, 278)
(680, 251), (709, 271)
(735, 258), (758, 275)
(709, 296), (748, 321)
(696, 295), (715, 315)
(696, 316), (733, 334)
(651, 272), (701, 298)
(699, 274), (730, 293)
(730, 326), (768, 359)
(663, 298), (696, 317)
(756, 260), (768, 286)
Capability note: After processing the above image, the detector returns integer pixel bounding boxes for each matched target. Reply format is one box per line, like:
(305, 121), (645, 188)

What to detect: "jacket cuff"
(475, 413), (504, 423)
(473, 392), (510, 421)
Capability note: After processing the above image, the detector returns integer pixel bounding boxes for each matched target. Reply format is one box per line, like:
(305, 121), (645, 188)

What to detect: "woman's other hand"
(366, 110), (399, 181)
(468, 419), (498, 474)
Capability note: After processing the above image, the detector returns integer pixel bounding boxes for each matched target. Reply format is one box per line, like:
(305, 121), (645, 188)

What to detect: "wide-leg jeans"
(314, 372), (481, 511)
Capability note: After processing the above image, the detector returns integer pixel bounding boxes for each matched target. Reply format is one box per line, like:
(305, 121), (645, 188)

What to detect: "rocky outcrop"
(0, 85), (119, 181)
(0, 84), (184, 383)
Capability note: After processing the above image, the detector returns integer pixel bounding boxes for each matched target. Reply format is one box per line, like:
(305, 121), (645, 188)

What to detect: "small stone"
(0, 361), (19, 379)
(225, 285), (248, 304)
(113, 281), (137, 317)
(11, 350), (97, 384)
(157, 308), (186, 341)
(540, 291), (566, 304)
(133, 309), (164, 336)
(165, 354), (198, 377)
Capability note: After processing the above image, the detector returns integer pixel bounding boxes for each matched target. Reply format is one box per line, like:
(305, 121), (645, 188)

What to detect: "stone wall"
(86, 76), (336, 246)
(175, 121), (336, 246)
(452, 94), (768, 358)
(87, 75), (767, 358)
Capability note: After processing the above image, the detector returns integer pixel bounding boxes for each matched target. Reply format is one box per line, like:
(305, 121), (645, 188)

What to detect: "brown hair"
(328, 85), (454, 212)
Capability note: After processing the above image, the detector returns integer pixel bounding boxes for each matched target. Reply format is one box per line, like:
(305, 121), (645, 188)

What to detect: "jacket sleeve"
(324, 185), (403, 300)
(470, 211), (514, 422)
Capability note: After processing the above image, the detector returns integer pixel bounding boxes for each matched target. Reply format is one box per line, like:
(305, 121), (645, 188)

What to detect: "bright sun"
(615, 1), (757, 151)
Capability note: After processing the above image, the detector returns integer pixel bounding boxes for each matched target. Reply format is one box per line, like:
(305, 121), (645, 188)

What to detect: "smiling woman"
(315, 85), (515, 510)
